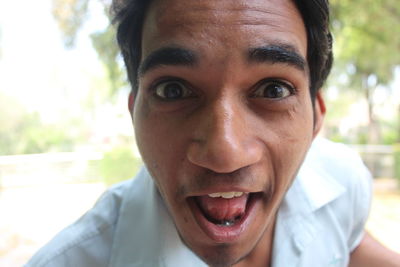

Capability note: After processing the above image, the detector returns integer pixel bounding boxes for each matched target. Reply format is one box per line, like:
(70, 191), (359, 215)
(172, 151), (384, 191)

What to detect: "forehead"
(141, 0), (307, 63)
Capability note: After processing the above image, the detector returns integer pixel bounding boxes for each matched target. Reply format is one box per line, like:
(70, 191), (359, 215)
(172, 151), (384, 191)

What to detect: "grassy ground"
(0, 179), (399, 266)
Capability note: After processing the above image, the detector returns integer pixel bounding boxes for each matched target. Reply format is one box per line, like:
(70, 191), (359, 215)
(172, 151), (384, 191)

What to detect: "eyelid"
(251, 78), (296, 98)
(149, 76), (186, 90)
(151, 77), (196, 100)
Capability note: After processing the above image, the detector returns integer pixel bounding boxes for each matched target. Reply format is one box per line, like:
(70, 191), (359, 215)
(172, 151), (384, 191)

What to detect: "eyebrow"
(138, 47), (198, 76)
(248, 44), (306, 71)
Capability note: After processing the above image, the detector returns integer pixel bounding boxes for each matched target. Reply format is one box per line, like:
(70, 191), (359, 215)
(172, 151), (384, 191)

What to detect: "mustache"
(178, 166), (273, 196)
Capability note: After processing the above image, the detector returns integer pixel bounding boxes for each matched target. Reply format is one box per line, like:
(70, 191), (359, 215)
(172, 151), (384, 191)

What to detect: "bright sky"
(0, 0), (109, 122)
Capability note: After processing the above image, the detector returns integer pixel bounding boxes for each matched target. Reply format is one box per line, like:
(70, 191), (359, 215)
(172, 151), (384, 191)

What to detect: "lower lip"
(188, 193), (261, 243)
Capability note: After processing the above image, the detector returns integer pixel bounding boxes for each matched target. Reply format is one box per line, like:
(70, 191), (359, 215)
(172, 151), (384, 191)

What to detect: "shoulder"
(25, 180), (131, 267)
(307, 137), (372, 194)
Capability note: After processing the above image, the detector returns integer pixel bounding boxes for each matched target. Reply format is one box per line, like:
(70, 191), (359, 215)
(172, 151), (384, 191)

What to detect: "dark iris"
(264, 84), (285, 98)
(164, 83), (183, 99)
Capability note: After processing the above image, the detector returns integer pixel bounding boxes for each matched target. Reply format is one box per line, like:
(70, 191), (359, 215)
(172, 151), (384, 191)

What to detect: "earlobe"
(313, 91), (326, 138)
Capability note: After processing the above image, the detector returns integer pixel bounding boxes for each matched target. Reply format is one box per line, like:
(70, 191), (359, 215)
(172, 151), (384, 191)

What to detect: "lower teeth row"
(219, 220), (235, 227)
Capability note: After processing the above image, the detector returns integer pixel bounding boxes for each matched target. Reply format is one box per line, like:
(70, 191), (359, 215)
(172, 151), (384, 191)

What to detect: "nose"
(187, 96), (262, 173)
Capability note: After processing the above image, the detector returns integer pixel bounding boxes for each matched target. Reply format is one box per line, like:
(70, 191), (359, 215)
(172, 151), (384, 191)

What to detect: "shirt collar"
(108, 168), (207, 267)
(298, 138), (346, 213)
(286, 156), (346, 216)
(109, 139), (346, 266)
(272, 139), (346, 266)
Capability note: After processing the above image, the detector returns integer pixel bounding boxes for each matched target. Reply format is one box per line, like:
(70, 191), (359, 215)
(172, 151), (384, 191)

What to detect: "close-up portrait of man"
(26, 0), (400, 266)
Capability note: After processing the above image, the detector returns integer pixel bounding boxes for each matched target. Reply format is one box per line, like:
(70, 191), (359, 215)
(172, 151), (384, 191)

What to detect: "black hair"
(294, 0), (333, 100)
(112, 0), (333, 100)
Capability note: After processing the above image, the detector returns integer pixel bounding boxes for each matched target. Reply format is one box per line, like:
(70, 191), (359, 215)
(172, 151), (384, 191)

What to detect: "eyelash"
(251, 78), (296, 97)
(149, 77), (191, 97)
(148, 77), (296, 100)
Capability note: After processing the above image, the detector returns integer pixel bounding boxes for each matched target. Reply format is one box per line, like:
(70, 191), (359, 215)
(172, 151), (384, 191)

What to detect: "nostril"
(187, 138), (262, 173)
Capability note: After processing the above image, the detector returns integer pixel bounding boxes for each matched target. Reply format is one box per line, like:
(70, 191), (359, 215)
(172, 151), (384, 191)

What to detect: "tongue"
(196, 194), (249, 222)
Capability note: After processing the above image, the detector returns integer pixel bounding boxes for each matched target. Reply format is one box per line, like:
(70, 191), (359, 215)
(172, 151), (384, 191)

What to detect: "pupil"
(264, 84), (283, 98)
(165, 83), (182, 99)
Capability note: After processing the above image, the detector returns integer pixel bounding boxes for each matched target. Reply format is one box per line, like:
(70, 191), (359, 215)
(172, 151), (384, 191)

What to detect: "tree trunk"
(363, 74), (380, 144)
(362, 74), (381, 177)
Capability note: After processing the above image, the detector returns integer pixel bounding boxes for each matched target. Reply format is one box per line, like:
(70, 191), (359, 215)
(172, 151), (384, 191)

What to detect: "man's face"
(133, 0), (324, 265)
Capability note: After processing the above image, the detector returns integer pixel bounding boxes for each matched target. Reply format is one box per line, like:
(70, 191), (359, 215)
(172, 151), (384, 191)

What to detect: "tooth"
(221, 192), (235, 199)
(223, 220), (234, 226)
(208, 192), (245, 198)
(234, 192), (243, 197)
(208, 193), (221, 198)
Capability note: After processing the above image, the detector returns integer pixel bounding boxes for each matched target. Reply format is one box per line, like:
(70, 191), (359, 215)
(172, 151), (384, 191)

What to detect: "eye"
(251, 80), (294, 99)
(154, 80), (193, 100)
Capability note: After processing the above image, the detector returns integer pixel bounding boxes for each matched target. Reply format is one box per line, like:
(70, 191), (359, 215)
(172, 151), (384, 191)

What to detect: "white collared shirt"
(26, 138), (372, 267)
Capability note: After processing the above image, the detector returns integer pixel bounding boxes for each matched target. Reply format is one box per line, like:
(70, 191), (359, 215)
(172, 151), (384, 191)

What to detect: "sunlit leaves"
(52, 0), (126, 96)
(52, 0), (90, 48)
(331, 0), (400, 85)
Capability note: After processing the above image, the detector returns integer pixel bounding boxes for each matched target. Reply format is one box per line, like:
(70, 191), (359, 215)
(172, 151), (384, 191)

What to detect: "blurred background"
(0, 0), (399, 265)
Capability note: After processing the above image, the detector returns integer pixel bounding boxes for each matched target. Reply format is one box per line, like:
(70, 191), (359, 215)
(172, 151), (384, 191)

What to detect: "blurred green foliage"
(52, 0), (126, 98)
(330, 0), (400, 143)
(381, 120), (399, 145)
(394, 144), (400, 184)
(98, 146), (142, 185)
(331, 0), (400, 85)
(0, 92), (77, 155)
(52, 0), (90, 48)
(90, 25), (125, 95)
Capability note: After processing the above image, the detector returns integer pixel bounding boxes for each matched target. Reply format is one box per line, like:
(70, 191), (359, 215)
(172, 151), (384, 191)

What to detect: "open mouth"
(188, 191), (262, 242)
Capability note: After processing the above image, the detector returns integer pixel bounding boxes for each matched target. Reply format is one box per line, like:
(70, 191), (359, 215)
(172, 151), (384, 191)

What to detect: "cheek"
(272, 98), (314, 140)
(259, 103), (314, 187)
(134, 95), (193, 162)
(134, 101), (188, 195)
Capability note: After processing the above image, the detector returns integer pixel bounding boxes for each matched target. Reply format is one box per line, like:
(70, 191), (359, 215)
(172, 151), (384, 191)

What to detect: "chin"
(194, 243), (250, 267)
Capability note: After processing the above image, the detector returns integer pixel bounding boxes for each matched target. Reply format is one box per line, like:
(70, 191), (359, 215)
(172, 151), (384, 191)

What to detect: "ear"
(128, 91), (135, 118)
(313, 91), (326, 138)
